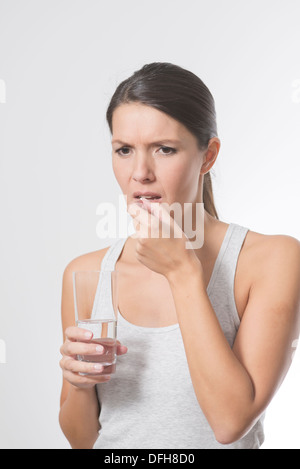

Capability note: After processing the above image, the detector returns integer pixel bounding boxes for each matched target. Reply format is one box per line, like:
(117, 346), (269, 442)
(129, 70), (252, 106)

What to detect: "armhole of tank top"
(206, 224), (235, 296)
(90, 244), (114, 320)
(91, 238), (127, 320)
(228, 226), (249, 329)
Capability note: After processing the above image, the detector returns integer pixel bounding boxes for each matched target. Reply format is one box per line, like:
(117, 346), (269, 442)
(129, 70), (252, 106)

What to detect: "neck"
(192, 209), (219, 262)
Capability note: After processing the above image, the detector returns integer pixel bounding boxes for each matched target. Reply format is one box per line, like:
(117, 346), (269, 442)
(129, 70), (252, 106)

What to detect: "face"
(111, 103), (212, 208)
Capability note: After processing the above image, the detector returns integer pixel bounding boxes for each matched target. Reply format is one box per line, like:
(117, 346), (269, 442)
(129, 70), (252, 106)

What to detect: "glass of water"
(73, 270), (119, 375)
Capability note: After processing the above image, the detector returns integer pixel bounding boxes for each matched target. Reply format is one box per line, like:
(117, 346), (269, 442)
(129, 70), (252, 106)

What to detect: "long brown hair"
(106, 62), (219, 219)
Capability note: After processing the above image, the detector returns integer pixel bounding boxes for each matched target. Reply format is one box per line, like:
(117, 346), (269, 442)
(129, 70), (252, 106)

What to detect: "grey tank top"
(93, 223), (265, 449)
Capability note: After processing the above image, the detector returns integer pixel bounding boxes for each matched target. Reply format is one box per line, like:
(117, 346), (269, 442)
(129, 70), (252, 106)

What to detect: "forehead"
(111, 103), (192, 143)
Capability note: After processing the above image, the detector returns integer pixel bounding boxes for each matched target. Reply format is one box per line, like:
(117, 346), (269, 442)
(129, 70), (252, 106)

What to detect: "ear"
(200, 137), (221, 175)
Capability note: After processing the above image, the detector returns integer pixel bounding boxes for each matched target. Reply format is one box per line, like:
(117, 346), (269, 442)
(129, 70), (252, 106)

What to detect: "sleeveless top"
(92, 223), (265, 449)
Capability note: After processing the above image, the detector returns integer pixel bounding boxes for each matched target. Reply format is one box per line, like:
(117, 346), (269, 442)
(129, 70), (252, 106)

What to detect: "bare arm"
(59, 385), (100, 449)
(166, 235), (300, 444)
(59, 259), (101, 449)
(59, 252), (127, 449)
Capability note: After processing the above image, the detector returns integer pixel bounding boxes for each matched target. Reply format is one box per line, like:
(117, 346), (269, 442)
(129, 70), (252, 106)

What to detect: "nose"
(131, 153), (155, 183)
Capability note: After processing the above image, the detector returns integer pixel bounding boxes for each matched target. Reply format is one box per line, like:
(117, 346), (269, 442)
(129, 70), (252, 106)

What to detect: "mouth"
(133, 192), (162, 202)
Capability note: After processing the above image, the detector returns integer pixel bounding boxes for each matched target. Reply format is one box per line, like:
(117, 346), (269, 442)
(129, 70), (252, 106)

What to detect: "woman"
(59, 62), (300, 449)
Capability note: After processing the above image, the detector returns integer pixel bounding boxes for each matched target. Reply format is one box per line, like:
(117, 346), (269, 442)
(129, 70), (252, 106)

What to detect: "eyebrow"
(111, 139), (182, 146)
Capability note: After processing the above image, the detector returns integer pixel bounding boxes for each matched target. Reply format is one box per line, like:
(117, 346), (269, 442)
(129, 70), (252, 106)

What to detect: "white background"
(0, 0), (299, 449)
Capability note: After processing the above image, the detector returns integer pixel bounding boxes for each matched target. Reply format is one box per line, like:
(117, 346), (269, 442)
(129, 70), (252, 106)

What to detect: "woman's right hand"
(59, 326), (128, 389)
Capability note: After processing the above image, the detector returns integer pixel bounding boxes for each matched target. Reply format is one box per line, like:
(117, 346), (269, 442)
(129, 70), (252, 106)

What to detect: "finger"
(65, 326), (94, 342)
(116, 340), (128, 355)
(128, 203), (146, 237)
(138, 198), (160, 218)
(117, 344), (128, 355)
(61, 356), (106, 375)
(127, 202), (146, 219)
(128, 202), (160, 238)
(139, 202), (174, 239)
(128, 203), (150, 224)
(139, 201), (175, 235)
(147, 201), (185, 239)
(63, 340), (105, 358)
(131, 200), (162, 221)
(140, 199), (169, 221)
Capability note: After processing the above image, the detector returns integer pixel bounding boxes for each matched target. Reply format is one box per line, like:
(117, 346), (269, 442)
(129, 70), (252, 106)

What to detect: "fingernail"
(96, 345), (104, 353)
(84, 331), (92, 339)
(94, 364), (103, 370)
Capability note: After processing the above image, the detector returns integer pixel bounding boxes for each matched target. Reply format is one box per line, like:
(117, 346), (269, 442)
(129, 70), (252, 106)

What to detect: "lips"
(133, 191), (162, 201)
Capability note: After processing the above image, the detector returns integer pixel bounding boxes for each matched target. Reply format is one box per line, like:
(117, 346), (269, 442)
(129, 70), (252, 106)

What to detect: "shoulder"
(244, 230), (300, 308)
(60, 245), (112, 324)
(245, 227), (300, 251)
(63, 245), (111, 278)
(264, 233), (300, 266)
(245, 230), (300, 276)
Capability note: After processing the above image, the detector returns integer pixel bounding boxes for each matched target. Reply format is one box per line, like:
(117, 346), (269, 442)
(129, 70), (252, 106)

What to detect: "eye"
(158, 146), (177, 155)
(115, 146), (131, 156)
(114, 145), (177, 157)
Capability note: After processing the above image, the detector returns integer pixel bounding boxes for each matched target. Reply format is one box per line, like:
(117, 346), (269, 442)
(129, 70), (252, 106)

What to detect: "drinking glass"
(73, 270), (119, 375)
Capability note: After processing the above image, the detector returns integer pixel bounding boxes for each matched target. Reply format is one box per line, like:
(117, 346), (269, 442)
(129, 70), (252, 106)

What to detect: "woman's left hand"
(127, 199), (202, 280)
